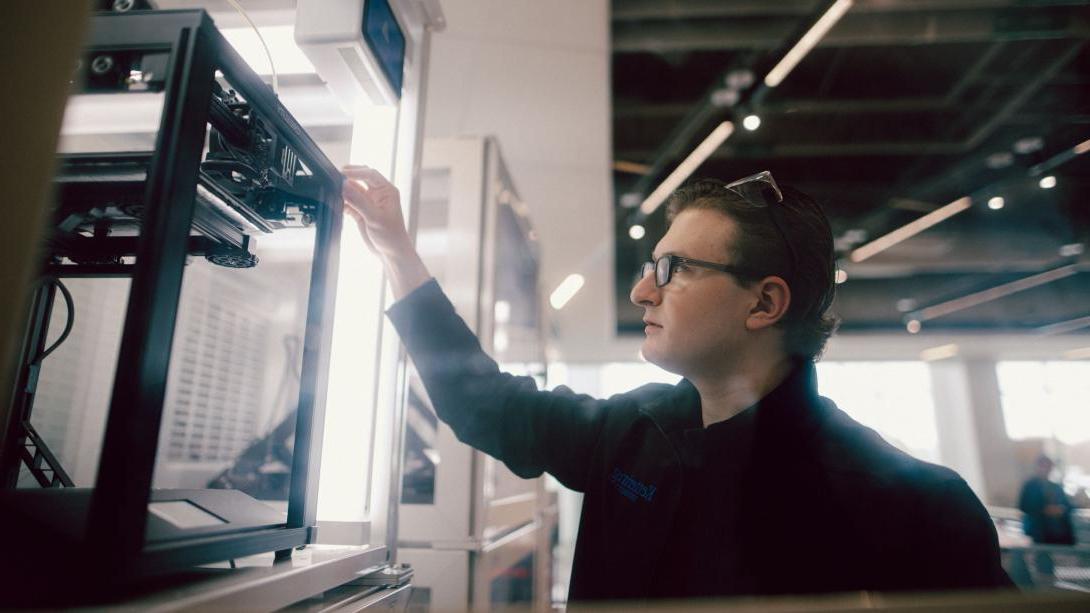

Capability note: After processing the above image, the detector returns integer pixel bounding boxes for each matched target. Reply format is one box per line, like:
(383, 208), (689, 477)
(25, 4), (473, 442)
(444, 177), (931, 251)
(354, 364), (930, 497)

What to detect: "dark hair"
(665, 178), (839, 360)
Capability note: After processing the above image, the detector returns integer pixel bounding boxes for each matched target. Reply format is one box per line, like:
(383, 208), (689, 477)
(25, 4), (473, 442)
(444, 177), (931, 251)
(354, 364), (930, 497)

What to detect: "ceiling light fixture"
(1038, 315), (1090, 336)
(906, 319), (922, 334)
(1059, 243), (1084, 257)
(850, 196), (972, 263)
(920, 343), (958, 362)
(743, 114), (761, 131)
(550, 273), (585, 310)
(911, 264), (1079, 323)
(987, 196), (1005, 210)
(896, 298), (917, 313)
(1064, 346), (1090, 360)
(1039, 175), (1057, 189)
(639, 121), (735, 216)
(628, 224), (646, 240)
(1029, 135), (1090, 176)
(834, 268), (848, 284)
(764, 0), (853, 88)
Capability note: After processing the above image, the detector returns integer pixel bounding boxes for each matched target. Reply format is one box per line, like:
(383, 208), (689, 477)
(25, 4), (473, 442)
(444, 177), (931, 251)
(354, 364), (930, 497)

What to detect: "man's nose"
(630, 270), (661, 307)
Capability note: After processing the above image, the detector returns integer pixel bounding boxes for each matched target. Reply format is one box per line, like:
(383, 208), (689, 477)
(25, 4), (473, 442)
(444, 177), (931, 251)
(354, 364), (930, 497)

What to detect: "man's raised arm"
(340, 166), (610, 491)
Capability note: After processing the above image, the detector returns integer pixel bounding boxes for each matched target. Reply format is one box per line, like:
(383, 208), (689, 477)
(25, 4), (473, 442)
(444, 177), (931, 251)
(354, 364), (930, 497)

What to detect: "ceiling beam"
(621, 0), (850, 217)
(617, 40), (1082, 159)
(616, 101), (1090, 120)
(616, 99), (952, 118)
(613, 9), (1090, 53)
(612, 0), (1090, 21)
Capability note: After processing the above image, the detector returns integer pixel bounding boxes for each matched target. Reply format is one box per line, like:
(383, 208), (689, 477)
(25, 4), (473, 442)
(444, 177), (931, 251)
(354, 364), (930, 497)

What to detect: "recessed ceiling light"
(1039, 175), (1057, 189)
(1013, 136), (1044, 155)
(896, 298), (917, 313)
(725, 69), (755, 90)
(1059, 243), (1084, 257)
(985, 152), (1014, 169)
(987, 196), (1005, 210)
(628, 225), (646, 240)
(743, 114), (761, 131)
(710, 88), (740, 108)
(906, 319), (922, 334)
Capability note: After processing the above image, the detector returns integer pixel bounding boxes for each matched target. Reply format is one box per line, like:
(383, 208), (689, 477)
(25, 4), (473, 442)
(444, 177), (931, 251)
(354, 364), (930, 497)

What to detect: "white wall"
(422, 1), (617, 362)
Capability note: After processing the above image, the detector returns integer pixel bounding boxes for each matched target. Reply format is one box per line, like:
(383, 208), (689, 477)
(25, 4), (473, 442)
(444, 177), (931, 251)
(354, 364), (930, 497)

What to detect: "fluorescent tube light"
(850, 196), (972, 263)
(550, 274), (586, 310)
(1038, 315), (1090, 336)
(764, 0), (853, 88)
(913, 264), (1079, 322)
(920, 343), (959, 362)
(639, 121), (735, 216)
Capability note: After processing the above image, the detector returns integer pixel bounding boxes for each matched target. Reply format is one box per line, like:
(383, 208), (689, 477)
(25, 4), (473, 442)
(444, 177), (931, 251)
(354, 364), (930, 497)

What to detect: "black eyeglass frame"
(639, 254), (761, 288)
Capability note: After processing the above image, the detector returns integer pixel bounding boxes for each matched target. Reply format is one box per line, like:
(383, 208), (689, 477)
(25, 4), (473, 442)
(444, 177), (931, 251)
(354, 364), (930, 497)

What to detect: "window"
(997, 361), (1090, 494)
(816, 362), (940, 464)
(997, 362), (1090, 444)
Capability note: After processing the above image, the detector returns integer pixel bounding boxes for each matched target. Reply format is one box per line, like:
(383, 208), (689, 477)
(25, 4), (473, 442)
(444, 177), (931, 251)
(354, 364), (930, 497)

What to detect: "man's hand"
(1045, 504), (1066, 517)
(342, 165), (430, 299)
(342, 165), (413, 258)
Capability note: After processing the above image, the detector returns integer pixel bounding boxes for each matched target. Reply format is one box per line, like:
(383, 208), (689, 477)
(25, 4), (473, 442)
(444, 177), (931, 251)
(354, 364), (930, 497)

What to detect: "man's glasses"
(639, 254), (758, 288)
(636, 171), (799, 289)
(724, 170), (798, 283)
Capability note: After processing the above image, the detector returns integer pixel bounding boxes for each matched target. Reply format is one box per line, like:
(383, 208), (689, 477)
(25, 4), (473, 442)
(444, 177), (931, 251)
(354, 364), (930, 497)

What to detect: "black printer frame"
(0, 9), (342, 588)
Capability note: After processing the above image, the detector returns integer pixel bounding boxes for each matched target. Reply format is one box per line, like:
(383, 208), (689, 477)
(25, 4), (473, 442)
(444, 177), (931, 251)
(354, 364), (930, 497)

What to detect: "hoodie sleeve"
(387, 279), (609, 492)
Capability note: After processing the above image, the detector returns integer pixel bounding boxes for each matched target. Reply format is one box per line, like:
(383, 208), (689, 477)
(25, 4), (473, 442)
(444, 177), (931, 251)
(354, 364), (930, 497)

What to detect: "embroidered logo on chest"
(610, 467), (657, 502)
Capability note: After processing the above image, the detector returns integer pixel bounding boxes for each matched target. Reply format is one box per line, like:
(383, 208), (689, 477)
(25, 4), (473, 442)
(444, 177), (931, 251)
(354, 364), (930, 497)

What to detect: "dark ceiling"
(611, 0), (1090, 337)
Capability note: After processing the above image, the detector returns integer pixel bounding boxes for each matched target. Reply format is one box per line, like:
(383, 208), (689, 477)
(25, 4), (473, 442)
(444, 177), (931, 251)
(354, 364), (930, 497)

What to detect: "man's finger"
(343, 178), (378, 212)
(343, 201), (364, 222)
(358, 225), (377, 252)
(347, 166), (393, 190)
(342, 165), (379, 181)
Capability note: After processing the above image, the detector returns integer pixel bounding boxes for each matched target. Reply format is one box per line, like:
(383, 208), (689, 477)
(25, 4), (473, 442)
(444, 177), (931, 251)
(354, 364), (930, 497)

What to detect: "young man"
(342, 166), (1012, 602)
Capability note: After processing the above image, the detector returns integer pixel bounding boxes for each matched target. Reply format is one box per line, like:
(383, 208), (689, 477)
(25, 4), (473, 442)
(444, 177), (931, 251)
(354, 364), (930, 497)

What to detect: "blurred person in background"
(1020, 455), (1076, 546)
(341, 165), (1013, 602)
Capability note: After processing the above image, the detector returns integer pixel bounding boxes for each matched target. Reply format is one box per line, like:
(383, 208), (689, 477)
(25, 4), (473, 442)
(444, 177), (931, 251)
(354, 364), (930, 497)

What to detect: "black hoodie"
(388, 279), (1013, 602)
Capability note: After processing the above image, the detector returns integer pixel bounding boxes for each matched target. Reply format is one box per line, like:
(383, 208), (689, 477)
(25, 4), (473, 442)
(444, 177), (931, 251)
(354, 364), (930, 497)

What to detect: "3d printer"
(0, 9), (344, 598)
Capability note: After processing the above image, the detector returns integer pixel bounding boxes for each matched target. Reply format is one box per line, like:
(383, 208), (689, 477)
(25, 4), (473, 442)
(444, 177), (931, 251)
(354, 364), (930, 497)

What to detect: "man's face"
(1036, 458), (1054, 479)
(630, 208), (759, 377)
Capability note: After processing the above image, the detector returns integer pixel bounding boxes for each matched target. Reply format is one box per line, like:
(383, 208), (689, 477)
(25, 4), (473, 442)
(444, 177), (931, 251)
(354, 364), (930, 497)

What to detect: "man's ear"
(746, 276), (791, 331)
